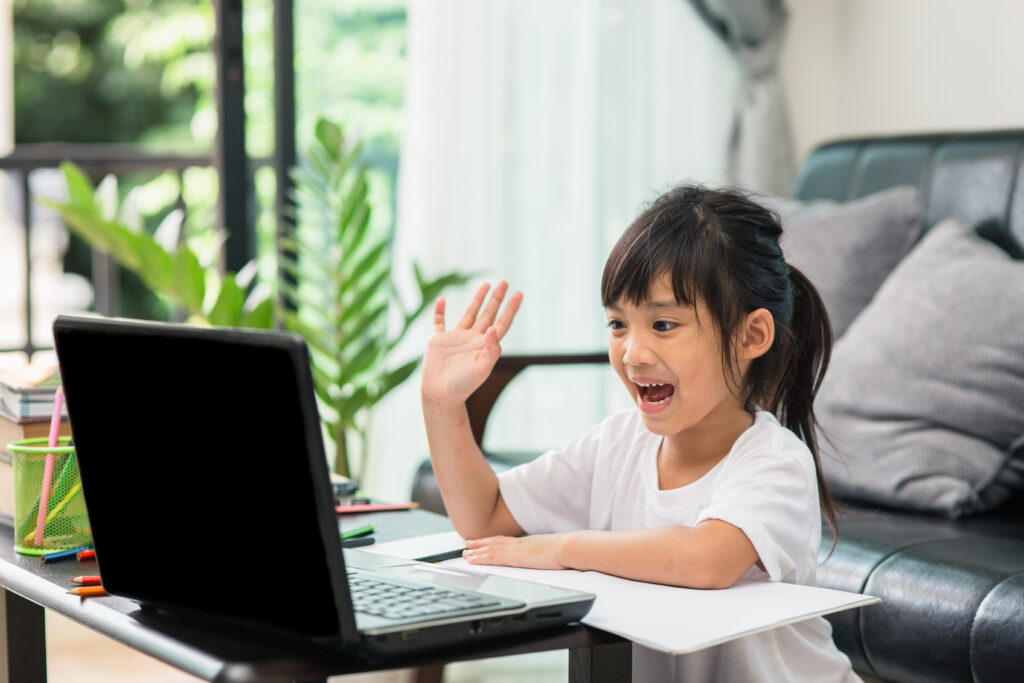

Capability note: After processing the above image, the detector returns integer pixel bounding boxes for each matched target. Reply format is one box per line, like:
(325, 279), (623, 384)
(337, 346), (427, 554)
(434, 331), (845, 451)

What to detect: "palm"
(421, 282), (523, 405)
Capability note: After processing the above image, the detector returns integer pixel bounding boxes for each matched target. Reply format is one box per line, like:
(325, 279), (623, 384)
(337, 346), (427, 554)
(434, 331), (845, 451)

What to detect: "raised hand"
(421, 281), (523, 406)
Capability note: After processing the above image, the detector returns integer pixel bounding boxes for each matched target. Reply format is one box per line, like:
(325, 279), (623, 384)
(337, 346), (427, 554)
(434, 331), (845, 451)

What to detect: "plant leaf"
(315, 118), (344, 159)
(172, 247), (206, 314)
(154, 209), (184, 251)
(59, 161), (96, 209)
(206, 273), (244, 326)
(374, 358), (421, 403)
(134, 235), (173, 292)
(94, 175), (119, 223)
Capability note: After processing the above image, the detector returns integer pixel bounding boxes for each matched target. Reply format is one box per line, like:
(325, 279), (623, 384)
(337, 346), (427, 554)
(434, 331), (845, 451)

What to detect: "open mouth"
(635, 381), (675, 405)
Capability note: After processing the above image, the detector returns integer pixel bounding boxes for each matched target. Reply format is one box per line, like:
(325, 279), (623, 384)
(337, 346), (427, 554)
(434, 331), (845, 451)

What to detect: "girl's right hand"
(421, 281), (523, 407)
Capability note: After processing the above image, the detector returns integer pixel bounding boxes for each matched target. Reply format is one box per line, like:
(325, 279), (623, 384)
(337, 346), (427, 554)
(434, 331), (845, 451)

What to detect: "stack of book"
(0, 365), (71, 527)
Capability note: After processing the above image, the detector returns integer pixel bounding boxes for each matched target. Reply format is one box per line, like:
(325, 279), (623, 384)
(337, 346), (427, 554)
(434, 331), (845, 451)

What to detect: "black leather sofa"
(412, 130), (1024, 683)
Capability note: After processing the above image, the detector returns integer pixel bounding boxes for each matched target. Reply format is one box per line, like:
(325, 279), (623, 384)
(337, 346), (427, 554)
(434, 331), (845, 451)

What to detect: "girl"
(420, 184), (859, 682)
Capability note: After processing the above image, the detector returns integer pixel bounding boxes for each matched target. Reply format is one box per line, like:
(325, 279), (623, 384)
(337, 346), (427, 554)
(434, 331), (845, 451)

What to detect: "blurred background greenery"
(12, 0), (407, 322)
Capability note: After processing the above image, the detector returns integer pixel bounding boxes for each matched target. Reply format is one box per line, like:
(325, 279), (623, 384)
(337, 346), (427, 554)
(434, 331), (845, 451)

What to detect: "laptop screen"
(53, 316), (348, 639)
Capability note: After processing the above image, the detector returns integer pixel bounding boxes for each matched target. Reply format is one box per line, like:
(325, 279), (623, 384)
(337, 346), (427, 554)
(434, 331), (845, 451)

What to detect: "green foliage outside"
(44, 119), (469, 477)
(13, 0), (436, 477)
(14, 0), (408, 321)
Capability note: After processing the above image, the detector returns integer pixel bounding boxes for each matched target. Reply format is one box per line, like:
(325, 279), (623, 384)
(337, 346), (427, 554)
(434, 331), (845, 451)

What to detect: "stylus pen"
(341, 536), (375, 549)
(415, 548), (466, 564)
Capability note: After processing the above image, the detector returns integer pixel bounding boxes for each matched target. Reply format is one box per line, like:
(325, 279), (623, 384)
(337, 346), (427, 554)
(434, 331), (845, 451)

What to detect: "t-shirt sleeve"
(696, 443), (819, 584)
(496, 420), (605, 535)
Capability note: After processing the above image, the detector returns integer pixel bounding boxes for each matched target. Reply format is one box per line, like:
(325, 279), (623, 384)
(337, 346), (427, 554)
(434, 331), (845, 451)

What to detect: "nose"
(621, 331), (655, 367)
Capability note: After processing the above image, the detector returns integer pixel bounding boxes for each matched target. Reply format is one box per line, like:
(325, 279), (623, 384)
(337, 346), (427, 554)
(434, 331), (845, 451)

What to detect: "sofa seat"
(821, 500), (1024, 682)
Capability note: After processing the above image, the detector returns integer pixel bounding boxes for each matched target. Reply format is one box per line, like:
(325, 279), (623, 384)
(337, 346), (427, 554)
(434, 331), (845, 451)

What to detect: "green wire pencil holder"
(8, 437), (92, 555)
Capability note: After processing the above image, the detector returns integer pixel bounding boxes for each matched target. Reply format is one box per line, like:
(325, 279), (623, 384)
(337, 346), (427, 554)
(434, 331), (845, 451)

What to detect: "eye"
(653, 320), (677, 332)
(606, 319), (625, 331)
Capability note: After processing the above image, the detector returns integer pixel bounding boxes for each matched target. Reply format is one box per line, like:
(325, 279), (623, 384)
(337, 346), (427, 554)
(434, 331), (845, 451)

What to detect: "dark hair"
(601, 184), (838, 545)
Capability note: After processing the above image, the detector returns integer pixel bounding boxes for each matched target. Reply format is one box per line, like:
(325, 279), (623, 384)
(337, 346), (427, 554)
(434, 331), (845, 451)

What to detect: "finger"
(473, 281), (509, 332)
(457, 282), (491, 329)
(433, 297), (446, 332)
(464, 536), (502, 548)
(490, 290), (523, 341)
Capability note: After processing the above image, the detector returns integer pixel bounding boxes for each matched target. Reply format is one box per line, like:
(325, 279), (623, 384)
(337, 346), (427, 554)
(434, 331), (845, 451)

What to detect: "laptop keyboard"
(347, 571), (502, 621)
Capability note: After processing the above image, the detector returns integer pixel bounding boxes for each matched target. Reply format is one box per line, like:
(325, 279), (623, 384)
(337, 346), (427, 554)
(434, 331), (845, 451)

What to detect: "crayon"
(41, 545), (93, 563)
(71, 575), (102, 586)
(67, 585), (107, 597)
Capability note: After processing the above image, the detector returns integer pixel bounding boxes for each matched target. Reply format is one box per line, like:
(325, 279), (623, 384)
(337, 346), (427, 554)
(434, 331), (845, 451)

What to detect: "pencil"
(341, 536), (376, 549)
(41, 545), (93, 563)
(33, 387), (64, 546)
(71, 575), (102, 586)
(67, 585), (107, 597)
(77, 549), (96, 561)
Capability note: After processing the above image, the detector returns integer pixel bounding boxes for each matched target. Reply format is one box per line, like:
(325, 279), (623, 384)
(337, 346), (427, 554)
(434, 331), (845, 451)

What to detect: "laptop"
(52, 314), (594, 659)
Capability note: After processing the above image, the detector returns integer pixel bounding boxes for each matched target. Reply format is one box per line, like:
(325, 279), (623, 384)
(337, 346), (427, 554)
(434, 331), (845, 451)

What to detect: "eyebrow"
(606, 299), (682, 312)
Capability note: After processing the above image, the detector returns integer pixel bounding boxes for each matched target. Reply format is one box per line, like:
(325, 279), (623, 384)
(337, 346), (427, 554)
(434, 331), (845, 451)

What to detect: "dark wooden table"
(0, 509), (630, 683)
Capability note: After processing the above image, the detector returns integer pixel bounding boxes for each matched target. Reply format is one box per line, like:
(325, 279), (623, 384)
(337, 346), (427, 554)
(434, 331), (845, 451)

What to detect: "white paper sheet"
(365, 533), (880, 654)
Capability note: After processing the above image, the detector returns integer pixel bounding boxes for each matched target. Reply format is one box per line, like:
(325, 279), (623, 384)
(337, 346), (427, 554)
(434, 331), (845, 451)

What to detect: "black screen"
(53, 317), (345, 638)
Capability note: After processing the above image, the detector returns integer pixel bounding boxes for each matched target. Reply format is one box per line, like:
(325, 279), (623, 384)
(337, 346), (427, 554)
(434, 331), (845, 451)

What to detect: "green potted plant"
(45, 118), (469, 479)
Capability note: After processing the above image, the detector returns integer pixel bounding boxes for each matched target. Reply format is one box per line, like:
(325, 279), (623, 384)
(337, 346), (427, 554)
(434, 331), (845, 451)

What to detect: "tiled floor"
(45, 611), (567, 682)
(45, 612), (410, 683)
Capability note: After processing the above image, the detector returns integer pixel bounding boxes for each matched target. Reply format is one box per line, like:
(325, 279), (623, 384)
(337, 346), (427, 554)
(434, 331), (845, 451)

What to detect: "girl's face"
(606, 275), (748, 441)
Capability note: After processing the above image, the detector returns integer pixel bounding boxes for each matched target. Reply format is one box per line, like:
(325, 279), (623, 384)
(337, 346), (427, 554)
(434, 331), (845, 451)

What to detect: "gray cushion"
(766, 186), (925, 338)
(817, 219), (1024, 517)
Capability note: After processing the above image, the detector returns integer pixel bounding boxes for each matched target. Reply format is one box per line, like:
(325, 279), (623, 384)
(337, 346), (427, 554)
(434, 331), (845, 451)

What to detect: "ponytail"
(763, 264), (838, 551)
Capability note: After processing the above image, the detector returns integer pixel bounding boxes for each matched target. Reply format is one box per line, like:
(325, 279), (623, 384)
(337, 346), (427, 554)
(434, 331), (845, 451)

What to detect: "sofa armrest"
(465, 352), (609, 446)
(412, 352), (608, 515)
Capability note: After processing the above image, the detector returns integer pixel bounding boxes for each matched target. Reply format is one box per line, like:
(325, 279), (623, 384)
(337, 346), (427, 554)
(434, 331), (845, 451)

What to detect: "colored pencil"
(341, 536), (376, 549)
(41, 545), (93, 563)
(71, 575), (102, 586)
(67, 585), (107, 597)
(77, 549), (96, 561)
(33, 387), (63, 546)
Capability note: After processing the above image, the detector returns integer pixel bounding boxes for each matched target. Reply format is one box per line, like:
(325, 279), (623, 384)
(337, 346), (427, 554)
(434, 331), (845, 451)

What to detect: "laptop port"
(469, 620), (484, 635)
(488, 617), (505, 627)
(401, 629), (420, 642)
(537, 611), (561, 619)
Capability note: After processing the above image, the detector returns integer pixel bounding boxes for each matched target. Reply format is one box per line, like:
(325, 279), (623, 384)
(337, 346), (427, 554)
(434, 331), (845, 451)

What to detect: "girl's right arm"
(420, 282), (525, 540)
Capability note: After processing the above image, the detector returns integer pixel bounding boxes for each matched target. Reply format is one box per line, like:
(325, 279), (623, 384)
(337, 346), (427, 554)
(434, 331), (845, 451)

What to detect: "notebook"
(52, 314), (594, 659)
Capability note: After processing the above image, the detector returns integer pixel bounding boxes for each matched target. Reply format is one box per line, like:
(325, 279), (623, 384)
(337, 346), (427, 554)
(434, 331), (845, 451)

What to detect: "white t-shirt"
(497, 408), (860, 683)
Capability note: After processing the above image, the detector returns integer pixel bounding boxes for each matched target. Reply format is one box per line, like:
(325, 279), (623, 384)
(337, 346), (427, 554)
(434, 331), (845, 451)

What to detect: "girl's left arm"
(463, 521), (759, 590)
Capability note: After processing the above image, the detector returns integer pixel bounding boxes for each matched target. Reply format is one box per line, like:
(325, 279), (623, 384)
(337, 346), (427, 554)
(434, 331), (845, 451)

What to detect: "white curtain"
(364, 0), (738, 500)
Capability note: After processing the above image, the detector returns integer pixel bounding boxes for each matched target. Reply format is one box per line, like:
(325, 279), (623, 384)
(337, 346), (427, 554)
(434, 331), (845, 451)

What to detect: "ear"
(737, 308), (774, 361)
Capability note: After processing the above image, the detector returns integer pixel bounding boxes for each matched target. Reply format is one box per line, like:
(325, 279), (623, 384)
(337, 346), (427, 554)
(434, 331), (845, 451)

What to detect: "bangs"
(601, 205), (727, 312)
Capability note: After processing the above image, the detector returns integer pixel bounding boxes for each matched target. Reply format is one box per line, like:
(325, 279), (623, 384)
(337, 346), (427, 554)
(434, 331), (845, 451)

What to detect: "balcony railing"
(0, 144), (247, 361)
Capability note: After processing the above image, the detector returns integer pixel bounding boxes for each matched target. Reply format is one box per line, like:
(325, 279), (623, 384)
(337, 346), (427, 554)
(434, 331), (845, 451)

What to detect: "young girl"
(420, 184), (859, 682)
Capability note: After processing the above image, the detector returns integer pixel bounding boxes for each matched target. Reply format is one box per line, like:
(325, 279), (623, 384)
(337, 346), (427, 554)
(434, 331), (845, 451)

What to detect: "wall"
(781, 0), (1024, 164)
